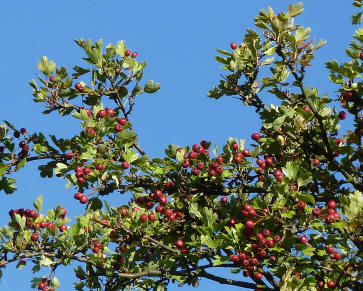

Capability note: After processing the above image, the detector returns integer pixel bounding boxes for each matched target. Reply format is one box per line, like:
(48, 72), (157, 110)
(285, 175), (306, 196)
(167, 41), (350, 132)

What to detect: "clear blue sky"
(0, 1), (357, 290)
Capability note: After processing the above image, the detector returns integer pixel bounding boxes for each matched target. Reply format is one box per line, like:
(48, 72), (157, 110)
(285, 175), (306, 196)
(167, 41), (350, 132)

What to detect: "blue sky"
(0, 1), (357, 290)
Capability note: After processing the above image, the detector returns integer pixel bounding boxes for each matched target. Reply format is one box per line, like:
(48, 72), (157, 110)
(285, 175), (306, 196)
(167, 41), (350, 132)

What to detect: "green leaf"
(213, 255), (230, 266)
(282, 161), (299, 179)
(37, 56), (56, 76)
(201, 207), (218, 231)
(115, 40), (126, 56)
(264, 46), (276, 56)
(116, 130), (137, 147)
(295, 27), (311, 42)
(40, 257), (54, 266)
(50, 276), (61, 289)
(16, 158), (26, 170)
(189, 203), (202, 219)
(34, 144), (48, 154)
(54, 163), (68, 176)
(287, 2), (304, 17)
(87, 197), (103, 211)
(260, 57), (274, 66)
(13, 213), (26, 231)
(1, 177), (17, 194)
(302, 247), (315, 256)
(281, 210), (295, 218)
(297, 172), (312, 187)
(352, 12), (362, 25)
(122, 148), (139, 164)
(33, 195), (43, 213)
(344, 191), (363, 220)
(144, 80), (161, 93)
(0, 163), (7, 176)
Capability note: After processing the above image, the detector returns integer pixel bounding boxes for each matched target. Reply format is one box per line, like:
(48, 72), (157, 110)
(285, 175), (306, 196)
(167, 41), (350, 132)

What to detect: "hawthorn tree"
(0, 2), (362, 291)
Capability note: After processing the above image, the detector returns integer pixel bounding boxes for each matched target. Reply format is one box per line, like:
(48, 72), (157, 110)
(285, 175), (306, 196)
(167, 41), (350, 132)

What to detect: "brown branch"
(199, 269), (271, 290)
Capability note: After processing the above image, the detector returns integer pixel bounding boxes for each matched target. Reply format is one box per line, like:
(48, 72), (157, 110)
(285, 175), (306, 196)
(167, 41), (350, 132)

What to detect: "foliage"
(0, 2), (362, 291)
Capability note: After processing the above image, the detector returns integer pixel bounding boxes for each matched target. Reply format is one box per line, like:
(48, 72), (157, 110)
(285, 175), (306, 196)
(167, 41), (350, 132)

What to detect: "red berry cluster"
(92, 241), (103, 254)
(124, 49), (138, 58)
(181, 141), (227, 178)
(74, 165), (92, 184)
(74, 192), (89, 204)
(37, 278), (54, 291)
(312, 200), (340, 224)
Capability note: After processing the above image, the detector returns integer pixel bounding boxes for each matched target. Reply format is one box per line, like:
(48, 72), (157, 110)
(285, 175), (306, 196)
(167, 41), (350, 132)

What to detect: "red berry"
(334, 252), (342, 260)
(360, 51), (363, 61)
(297, 200), (306, 209)
(221, 196), (228, 203)
(122, 161), (130, 169)
(230, 254), (240, 262)
(80, 195), (89, 204)
(175, 239), (184, 248)
(327, 200), (337, 209)
(182, 160), (190, 168)
(118, 117), (127, 125)
(114, 123), (123, 132)
(191, 168), (199, 176)
(262, 229), (271, 237)
(245, 220), (255, 229)
(92, 246), (100, 254)
(75, 82), (84, 92)
(148, 213), (156, 221)
(242, 149), (250, 157)
(188, 151), (197, 159)
(59, 224), (67, 232)
(74, 192), (83, 200)
(338, 111), (346, 120)
(196, 161), (205, 170)
(216, 156), (224, 163)
(125, 49), (131, 57)
(83, 167), (92, 175)
(192, 144), (201, 152)
(303, 105), (310, 112)
(313, 158), (320, 166)
(106, 108), (114, 117)
(327, 280), (335, 288)
(49, 76), (55, 82)
(31, 233), (39, 242)
(251, 133), (261, 141)
(159, 196), (167, 205)
(95, 163), (105, 171)
(97, 110), (106, 118)
(231, 143), (239, 150)
(254, 272), (263, 280)
(317, 281), (324, 288)
(273, 235), (281, 242)
(140, 214), (148, 222)
(265, 157), (274, 166)
(164, 209), (173, 217)
(208, 169), (216, 176)
(299, 236), (308, 243)
(325, 214), (335, 223)
(131, 52), (138, 58)
(64, 152), (73, 160)
(230, 42), (238, 49)
(326, 246), (335, 254)
(181, 247), (189, 254)
(155, 205), (164, 213)
(312, 208), (321, 216)
(273, 169), (283, 178)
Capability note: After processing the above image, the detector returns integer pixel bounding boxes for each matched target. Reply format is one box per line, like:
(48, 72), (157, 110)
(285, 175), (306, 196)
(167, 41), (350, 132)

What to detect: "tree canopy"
(0, 1), (362, 291)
